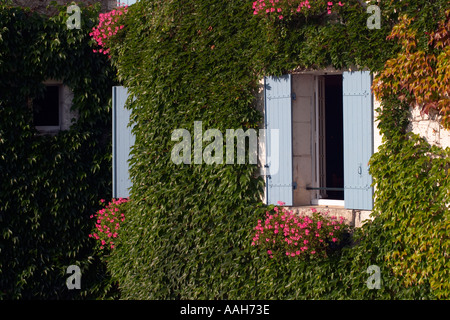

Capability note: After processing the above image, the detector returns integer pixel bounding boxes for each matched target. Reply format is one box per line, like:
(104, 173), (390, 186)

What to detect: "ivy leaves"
(0, 3), (116, 299)
(370, 134), (449, 298)
(99, 0), (448, 300)
(373, 11), (450, 129)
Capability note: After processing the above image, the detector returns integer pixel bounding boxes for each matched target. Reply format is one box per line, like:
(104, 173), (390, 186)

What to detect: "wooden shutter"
(264, 75), (294, 206)
(112, 86), (135, 198)
(343, 71), (373, 210)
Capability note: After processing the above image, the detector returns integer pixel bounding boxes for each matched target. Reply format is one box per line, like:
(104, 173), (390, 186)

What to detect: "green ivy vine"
(0, 2), (118, 299)
(99, 0), (449, 299)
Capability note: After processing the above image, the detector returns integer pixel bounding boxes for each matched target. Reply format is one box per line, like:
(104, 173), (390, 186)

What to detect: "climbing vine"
(0, 2), (117, 299)
(368, 9), (450, 299)
(2, 0), (445, 300)
(95, 0), (449, 300)
(252, 0), (346, 19)
(373, 10), (450, 129)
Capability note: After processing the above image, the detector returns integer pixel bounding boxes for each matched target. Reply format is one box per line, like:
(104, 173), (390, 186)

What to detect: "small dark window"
(33, 85), (60, 127)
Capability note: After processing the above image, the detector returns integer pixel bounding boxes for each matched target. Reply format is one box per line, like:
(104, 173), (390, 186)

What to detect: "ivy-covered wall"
(9, 0), (116, 15)
(0, 2), (117, 299)
(99, 0), (449, 299)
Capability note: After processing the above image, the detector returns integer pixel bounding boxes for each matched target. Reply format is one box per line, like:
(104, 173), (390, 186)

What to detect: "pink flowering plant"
(90, 3), (129, 56)
(252, 0), (345, 20)
(251, 201), (349, 260)
(89, 198), (128, 251)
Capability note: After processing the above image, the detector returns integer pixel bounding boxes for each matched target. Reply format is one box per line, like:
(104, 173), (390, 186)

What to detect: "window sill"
(311, 199), (345, 207)
(35, 126), (61, 136)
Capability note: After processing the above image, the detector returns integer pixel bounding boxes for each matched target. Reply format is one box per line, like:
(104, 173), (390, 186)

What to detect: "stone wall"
(408, 107), (450, 149)
(10, 0), (117, 14)
(290, 206), (372, 228)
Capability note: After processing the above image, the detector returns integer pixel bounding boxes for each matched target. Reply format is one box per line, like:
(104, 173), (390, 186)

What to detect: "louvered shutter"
(112, 86), (135, 198)
(343, 71), (374, 210)
(264, 75), (294, 206)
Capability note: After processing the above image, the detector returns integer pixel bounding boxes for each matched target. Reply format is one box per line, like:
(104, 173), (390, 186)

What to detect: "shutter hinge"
(291, 93), (296, 100)
(264, 164), (271, 179)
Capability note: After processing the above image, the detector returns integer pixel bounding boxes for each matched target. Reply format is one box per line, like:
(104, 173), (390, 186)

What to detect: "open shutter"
(343, 71), (373, 210)
(264, 75), (293, 206)
(112, 86), (135, 198)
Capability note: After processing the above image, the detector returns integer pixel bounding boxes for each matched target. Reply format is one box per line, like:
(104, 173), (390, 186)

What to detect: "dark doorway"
(33, 85), (60, 127)
(324, 75), (344, 200)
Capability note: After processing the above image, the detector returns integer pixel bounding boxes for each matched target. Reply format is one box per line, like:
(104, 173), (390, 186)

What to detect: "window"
(313, 74), (344, 203)
(32, 81), (77, 134)
(264, 71), (374, 210)
(33, 85), (61, 132)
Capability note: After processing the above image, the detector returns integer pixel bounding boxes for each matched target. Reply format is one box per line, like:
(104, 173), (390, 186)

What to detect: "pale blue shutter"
(112, 86), (135, 198)
(264, 75), (293, 206)
(343, 71), (373, 210)
(119, 0), (137, 6)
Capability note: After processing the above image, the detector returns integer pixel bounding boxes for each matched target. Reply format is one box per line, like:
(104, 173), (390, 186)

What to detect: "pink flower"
(277, 201), (285, 206)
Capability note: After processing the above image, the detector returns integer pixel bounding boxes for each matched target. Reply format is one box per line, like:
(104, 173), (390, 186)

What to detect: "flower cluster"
(251, 201), (348, 259)
(252, 0), (345, 19)
(89, 198), (128, 250)
(89, 3), (128, 56)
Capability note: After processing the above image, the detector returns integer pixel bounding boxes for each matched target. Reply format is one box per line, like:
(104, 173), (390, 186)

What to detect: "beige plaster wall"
(407, 107), (450, 149)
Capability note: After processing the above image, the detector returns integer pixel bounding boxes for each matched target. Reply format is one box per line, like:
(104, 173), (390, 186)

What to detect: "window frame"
(33, 79), (76, 134)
